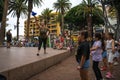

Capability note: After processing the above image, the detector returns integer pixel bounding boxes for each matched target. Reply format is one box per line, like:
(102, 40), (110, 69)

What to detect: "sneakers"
(106, 72), (114, 79)
(101, 66), (107, 71)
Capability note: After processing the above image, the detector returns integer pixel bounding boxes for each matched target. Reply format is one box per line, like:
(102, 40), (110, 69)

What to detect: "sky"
(6, 0), (82, 37)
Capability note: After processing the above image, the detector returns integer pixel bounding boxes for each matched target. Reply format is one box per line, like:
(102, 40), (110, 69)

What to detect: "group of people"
(52, 35), (74, 50)
(76, 31), (120, 80)
(52, 35), (64, 49)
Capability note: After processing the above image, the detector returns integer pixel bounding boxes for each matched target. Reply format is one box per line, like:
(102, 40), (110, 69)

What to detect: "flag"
(32, 11), (37, 16)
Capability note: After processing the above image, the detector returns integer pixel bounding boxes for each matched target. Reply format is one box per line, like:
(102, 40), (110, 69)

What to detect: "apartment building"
(24, 12), (61, 38)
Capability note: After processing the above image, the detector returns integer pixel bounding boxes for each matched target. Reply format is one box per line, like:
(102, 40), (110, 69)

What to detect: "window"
(52, 26), (56, 28)
(52, 30), (57, 33)
(48, 26), (50, 28)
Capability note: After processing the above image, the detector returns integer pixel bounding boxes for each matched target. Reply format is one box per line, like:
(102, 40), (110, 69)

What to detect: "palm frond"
(8, 0), (28, 18)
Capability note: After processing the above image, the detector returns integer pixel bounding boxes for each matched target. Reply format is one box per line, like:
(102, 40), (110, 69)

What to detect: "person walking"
(34, 16), (49, 56)
(76, 31), (90, 80)
(90, 33), (103, 80)
(6, 29), (12, 48)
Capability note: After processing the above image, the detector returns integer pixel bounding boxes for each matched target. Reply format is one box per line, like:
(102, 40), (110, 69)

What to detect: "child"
(101, 34), (107, 71)
(76, 31), (90, 80)
(105, 33), (115, 78)
(113, 46), (119, 65)
(90, 33), (103, 80)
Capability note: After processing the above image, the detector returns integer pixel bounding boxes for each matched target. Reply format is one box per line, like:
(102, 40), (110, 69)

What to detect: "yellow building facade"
(24, 13), (61, 38)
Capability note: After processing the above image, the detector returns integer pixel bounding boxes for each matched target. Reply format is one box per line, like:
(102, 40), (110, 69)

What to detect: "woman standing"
(34, 16), (49, 56)
(90, 33), (103, 80)
(76, 31), (90, 80)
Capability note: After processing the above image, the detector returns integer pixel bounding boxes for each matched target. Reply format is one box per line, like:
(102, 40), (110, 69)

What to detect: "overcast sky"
(7, 0), (82, 37)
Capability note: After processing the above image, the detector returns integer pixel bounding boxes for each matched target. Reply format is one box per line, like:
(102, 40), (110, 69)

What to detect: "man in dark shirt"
(76, 31), (90, 80)
(6, 30), (12, 48)
(76, 41), (90, 62)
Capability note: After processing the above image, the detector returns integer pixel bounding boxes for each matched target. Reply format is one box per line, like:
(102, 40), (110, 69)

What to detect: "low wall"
(1, 49), (75, 80)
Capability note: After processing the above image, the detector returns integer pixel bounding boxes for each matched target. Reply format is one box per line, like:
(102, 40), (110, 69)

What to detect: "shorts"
(102, 51), (107, 58)
(107, 50), (115, 63)
(77, 59), (90, 69)
(114, 51), (119, 58)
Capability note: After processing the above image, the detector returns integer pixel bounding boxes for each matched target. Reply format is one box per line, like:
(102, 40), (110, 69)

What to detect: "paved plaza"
(28, 56), (120, 80)
(0, 47), (120, 80)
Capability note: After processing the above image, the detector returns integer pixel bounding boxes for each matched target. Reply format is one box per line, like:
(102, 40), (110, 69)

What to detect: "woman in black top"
(76, 31), (90, 80)
(34, 16), (49, 56)
(6, 30), (12, 48)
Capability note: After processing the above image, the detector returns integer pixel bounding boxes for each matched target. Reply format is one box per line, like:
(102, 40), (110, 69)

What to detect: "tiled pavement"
(28, 56), (120, 80)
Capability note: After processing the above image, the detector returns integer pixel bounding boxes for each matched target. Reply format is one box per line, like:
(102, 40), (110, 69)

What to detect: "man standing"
(6, 29), (12, 48)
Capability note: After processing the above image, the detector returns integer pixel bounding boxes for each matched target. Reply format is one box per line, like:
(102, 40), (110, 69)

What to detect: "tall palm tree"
(53, 0), (72, 33)
(0, 0), (9, 45)
(76, 0), (100, 38)
(41, 8), (53, 26)
(8, 0), (28, 40)
(25, 0), (43, 39)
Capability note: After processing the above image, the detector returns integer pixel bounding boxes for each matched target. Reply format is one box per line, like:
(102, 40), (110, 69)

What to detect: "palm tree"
(53, 0), (72, 33)
(25, 0), (43, 40)
(76, 0), (101, 38)
(0, 0), (9, 45)
(8, 0), (28, 40)
(41, 8), (53, 26)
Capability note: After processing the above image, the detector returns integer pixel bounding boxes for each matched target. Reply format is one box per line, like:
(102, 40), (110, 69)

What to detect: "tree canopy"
(53, 0), (72, 32)
(64, 4), (104, 30)
(41, 8), (53, 25)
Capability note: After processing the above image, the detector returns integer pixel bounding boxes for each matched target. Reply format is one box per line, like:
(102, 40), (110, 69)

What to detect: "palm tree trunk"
(61, 14), (64, 33)
(16, 17), (20, 41)
(87, 14), (92, 38)
(26, 0), (33, 40)
(0, 0), (9, 45)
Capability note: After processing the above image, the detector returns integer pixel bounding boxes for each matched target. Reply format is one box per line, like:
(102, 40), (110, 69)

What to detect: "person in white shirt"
(105, 33), (115, 79)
